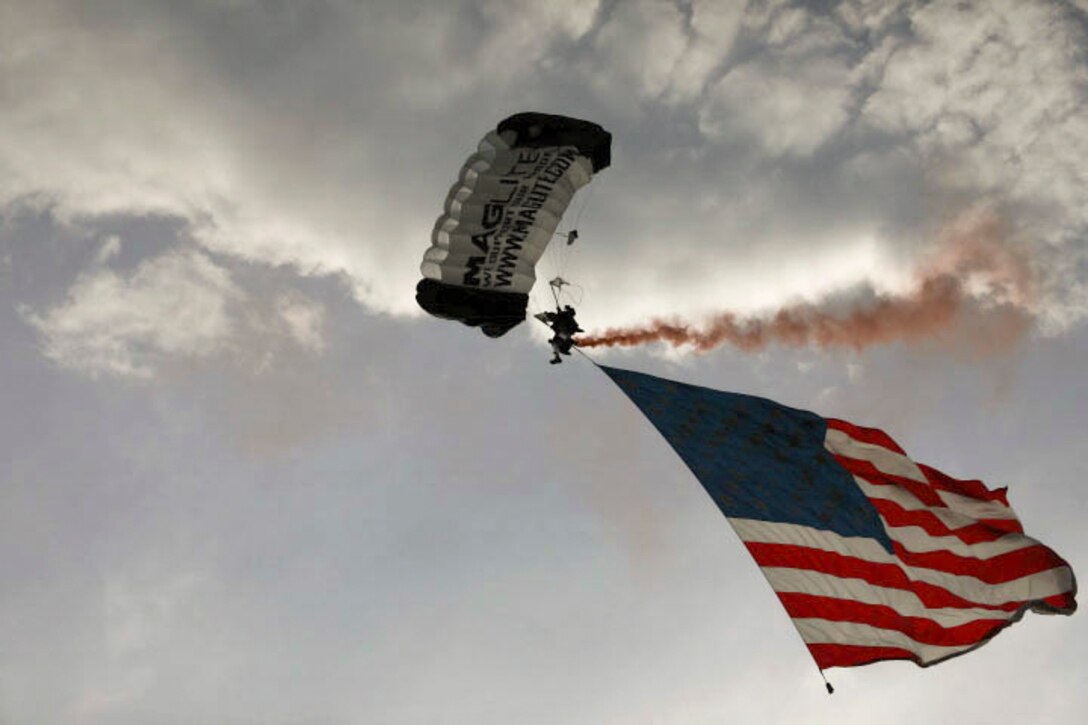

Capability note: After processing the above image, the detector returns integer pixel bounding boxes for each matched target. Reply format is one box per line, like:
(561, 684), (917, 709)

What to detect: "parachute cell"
(416, 112), (611, 337)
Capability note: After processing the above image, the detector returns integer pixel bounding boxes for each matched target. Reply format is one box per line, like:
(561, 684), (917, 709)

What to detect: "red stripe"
(807, 643), (919, 669)
(1041, 593), (1077, 612)
(777, 592), (1007, 646)
(825, 418), (906, 455)
(832, 453), (946, 507)
(827, 418), (1013, 508)
(892, 542), (1065, 583)
(918, 463), (1010, 505)
(871, 498), (1016, 544)
(746, 542), (1023, 612)
(975, 517), (1024, 535)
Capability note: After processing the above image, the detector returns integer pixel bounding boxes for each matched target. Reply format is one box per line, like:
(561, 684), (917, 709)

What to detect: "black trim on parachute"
(497, 112), (611, 173)
(416, 278), (528, 338)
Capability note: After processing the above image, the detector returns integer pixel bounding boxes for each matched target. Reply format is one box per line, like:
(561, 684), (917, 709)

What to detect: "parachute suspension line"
(543, 174), (599, 303)
(546, 275), (583, 309)
(542, 230), (572, 287)
(552, 173), (597, 272)
(563, 279), (585, 306)
(570, 176), (597, 232)
(529, 280), (558, 320)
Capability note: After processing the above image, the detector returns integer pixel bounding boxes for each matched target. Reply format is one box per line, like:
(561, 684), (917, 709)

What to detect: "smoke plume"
(577, 210), (1037, 355)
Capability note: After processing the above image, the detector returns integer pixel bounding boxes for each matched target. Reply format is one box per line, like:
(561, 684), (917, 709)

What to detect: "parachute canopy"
(416, 112), (611, 337)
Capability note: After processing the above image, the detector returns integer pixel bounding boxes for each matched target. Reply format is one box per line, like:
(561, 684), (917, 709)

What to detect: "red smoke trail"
(577, 210), (1036, 354)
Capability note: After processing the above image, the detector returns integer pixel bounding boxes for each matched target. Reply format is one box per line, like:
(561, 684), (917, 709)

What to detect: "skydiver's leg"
(550, 337), (564, 363)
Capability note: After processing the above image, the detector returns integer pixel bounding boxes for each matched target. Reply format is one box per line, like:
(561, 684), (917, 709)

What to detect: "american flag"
(601, 365), (1077, 671)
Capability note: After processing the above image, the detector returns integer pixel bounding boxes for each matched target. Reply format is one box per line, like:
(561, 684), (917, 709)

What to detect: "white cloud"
(70, 558), (209, 719)
(583, 0), (747, 108)
(834, 0), (914, 35)
(22, 249), (241, 378)
(95, 235), (122, 264)
(0, 1), (608, 324)
(3, 0), (1087, 352)
(0, 4), (281, 241)
(589, 0), (690, 101)
(274, 291), (326, 354)
(474, 0), (599, 70)
(860, 0), (1088, 326)
(699, 54), (855, 155)
(20, 246), (331, 379)
(663, 1), (745, 103)
(0, 2), (423, 317)
(376, 0), (600, 107)
(694, 3), (862, 156)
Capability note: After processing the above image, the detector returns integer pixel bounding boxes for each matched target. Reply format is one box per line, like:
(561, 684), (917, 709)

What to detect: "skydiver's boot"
(550, 354), (562, 364)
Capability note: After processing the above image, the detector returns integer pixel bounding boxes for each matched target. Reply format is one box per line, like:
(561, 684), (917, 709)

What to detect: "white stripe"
(730, 518), (892, 562)
(824, 427), (926, 482)
(826, 427), (1014, 518)
(852, 475), (945, 511)
(793, 619), (975, 664)
(937, 488), (1017, 520)
(884, 522), (1038, 558)
(853, 478), (1023, 540)
(903, 565), (1071, 608)
(727, 518), (1075, 605)
(761, 567), (1014, 628)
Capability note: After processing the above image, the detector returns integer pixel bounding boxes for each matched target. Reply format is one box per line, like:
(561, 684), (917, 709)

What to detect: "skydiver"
(536, 305), (583, 364)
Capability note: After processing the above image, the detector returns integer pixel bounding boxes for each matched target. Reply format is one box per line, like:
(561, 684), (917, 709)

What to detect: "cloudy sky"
(2, 1), (1086, 723)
